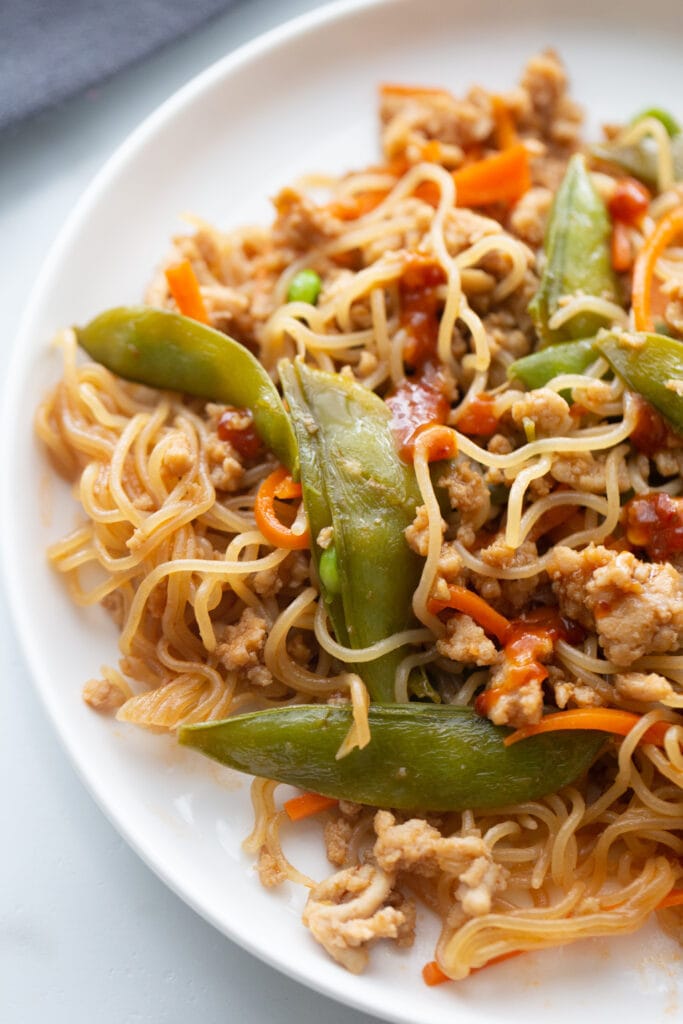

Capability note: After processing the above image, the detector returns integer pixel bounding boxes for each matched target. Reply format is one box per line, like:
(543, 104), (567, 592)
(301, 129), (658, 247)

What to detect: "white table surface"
(0, 3), (374, 1020)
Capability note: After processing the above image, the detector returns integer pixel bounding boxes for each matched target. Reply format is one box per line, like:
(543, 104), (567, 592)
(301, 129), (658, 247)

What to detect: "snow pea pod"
(75, 306), (298, 472)
(178, 704), (605, 811)
(508, 337), (598, 390)
(595, 330), (683, 435)
(529, 154), (619, 346)
(590, 134), (683, 191)
(279, 359), (423, 703)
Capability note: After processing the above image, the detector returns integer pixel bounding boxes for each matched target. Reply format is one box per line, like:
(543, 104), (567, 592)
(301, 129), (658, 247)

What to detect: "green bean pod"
(590, 134), (683, 191)
(75, 306), (298, 472)
(595, 330), (683, 434)
(508, 337), (598, 390)
(279, 359), (423, 703)
(178, 704), (605, 811)
(528, 154), (619, 346)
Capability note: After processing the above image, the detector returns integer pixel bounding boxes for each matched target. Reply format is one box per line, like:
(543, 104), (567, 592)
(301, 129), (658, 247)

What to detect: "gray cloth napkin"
(0, 0), (237, 131)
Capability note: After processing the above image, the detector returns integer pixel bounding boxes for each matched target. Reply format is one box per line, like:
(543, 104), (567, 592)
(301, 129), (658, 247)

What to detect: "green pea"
(287, 269), (322, 305)
(319, 545), (341, 595)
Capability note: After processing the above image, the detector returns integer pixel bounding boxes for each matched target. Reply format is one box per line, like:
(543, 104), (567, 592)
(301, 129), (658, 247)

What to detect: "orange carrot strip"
(452, 143), (531, 208)
(328, 189), (389, 221)
(380, 82), (452, 99)
(164, 260), (210, 324)
(504, 708), (677, 748)
(423, 950), (524, 986)
(273, 475), (302, 501)
(491, 95), (518, 151)
(283, 792), (339, 822)
(427, 584), (510, 644)
(658, 889), (683, 910)
(422, 961), (450, 986)
(611, 220), (634, 273)
(421, 139), (444, 163)
(470, 950), (525, 975)
(254, 468), (310, 550)
(632, 204), (683, 330)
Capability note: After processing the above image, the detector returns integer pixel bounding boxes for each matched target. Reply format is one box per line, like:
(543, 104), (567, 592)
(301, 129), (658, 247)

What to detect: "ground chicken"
(82, 676), (128, 713)
(204, 434), (244, 492)
(547, 664), (610, 709)
(508, 186), (553, 246)
(515, 49), (583, 152)
(547, 544), (683, 667)
(380, 85), (493, 164)
(404, 504), (441, 558)
(550, 452), (631, 493)
(475, 537), (543, 614)
(437, 543), (467, 586)
(373, 812), (507, 918)
(216, 608), (269, 673)
(257, 850), (287, 888)
(324, 817), (355, 867)
(302, 863), (407, 973)
(485, 669), (544, 729)
(438, 459), (491, 531)
(614, 671), (678, 704)
(437, 613), (500, 666)
(159, 430), (194, 479)
(272, 187), (341, 251)
(510, 388), (573, 437)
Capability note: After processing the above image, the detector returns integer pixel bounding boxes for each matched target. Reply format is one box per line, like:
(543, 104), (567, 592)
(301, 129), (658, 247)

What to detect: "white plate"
(3, 0), (683, 1020)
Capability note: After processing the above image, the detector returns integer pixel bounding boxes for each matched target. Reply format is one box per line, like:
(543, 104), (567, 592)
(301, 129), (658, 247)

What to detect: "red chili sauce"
(456, 394), (499, 437)
(608, 178), (650, 225)
(624, 492), (683, 561)
(630, 395), (680, 456)
(386, 362), (451, 461)
(217, 407), (263, 461)
(475, 608), (584, 716)
(399, 257), (447, 369)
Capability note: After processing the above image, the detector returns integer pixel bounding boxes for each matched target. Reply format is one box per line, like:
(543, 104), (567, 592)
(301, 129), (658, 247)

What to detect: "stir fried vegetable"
(179, 705), (604, 811)
(76, 306), (299, 472)
(528, 154), (619, 345)
(508, 337), (598, 389)
(596, 330), (683, 434)
(591, 109), (683, 190)
(279, 359), (424, 703)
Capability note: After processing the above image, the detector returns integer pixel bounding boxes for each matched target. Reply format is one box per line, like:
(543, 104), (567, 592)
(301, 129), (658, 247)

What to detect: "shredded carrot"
(273, 474), (302, 501)
(491, 95), (518, 151)
(328, 189), (389, 221)
(420, 139), (444, 163)
(470, 950), (525, 975)
(452, 143), (531, 208)
(658, 888), (683, 910)
(632, 204), (683, 330)
(254, 467), (310, 550)
(611, 220), (634, 273)
(164, 259), (210, 324)
(423, 950), (523, 986)
(422, 961), (450, 986)
(504, 708), (678, 748)
(283, 792), (339, 822)
(379, 82), (452, 99)
(427, 584), (510, 644)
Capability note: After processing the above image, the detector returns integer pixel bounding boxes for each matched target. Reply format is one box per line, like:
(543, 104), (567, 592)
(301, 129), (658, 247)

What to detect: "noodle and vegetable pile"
(36, 52), (683, 982)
